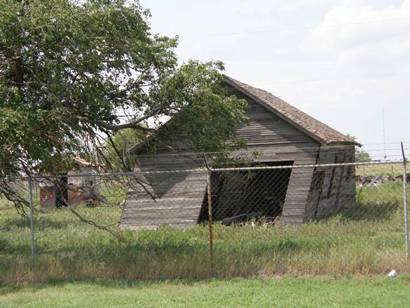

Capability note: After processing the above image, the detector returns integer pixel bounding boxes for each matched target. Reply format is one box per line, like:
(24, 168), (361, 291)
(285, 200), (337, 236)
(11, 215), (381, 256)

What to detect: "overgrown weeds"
(0, 182), (409, 284)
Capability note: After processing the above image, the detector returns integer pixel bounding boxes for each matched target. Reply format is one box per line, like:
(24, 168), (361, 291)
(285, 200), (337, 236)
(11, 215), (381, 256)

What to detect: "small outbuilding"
(120, 76), (359, 229)
(39, 157), (102, 208)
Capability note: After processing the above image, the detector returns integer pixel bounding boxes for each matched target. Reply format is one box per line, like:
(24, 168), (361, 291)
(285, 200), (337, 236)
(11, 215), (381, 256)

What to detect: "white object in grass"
(387, 270), (397, 278)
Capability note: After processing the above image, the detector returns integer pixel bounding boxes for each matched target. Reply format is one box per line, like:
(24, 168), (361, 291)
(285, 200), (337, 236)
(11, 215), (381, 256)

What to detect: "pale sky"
(141, 0), (410, 159)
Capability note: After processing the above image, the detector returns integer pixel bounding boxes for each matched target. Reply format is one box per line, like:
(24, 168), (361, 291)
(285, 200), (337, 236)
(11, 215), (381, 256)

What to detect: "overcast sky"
(141, 0), (410, 159)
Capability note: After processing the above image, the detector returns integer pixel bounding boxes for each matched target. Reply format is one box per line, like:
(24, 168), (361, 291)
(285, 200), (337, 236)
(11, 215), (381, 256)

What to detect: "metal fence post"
(206, 169), (214, 276)
(401, 142), (409, 260)
(28, 176), (36, 265)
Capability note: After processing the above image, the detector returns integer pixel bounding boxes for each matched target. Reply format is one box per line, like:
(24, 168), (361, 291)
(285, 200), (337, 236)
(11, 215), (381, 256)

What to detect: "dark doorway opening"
(56, 174), (68, 207)
(200, 161), (293, 224)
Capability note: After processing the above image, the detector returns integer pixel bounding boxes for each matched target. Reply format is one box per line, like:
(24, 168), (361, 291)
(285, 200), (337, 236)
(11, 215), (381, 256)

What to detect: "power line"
(258, 72), (406, 86)
(363, 141), (410, 146)
(179, 16), (410, 38)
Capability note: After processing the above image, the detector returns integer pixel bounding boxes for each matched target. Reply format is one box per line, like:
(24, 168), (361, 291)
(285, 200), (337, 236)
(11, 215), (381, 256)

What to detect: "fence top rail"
(210, 160), (404, 172)
(2, 160), (405, 180)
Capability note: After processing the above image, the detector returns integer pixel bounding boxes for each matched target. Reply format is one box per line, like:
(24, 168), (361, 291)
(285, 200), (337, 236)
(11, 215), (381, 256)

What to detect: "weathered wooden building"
(120, 76), (359, 229)
(39, 157), (102, 208)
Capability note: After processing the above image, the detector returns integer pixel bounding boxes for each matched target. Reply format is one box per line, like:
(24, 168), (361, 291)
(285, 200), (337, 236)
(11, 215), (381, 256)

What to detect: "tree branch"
(69, 207), (126, 243)
(107, 107), (169, 132)
(107, 122), (156, 132)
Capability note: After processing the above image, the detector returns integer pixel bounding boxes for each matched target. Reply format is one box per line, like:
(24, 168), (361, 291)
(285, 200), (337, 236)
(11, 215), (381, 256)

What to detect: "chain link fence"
(0, 160), (409, 282)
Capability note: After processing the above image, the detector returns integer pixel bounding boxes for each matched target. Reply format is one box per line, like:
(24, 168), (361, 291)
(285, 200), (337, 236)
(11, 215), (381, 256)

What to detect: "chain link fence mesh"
(0, 160), (409, 282)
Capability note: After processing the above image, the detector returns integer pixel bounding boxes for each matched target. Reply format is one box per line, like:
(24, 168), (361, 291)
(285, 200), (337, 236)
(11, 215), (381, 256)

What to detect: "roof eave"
(326, 140), (362, 147)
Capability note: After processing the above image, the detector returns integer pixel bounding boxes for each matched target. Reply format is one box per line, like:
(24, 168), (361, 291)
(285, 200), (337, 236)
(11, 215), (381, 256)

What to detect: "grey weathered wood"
(120, 164), (207, 229)
(120, 89), (356, 228)
(303, 146), (356, 221)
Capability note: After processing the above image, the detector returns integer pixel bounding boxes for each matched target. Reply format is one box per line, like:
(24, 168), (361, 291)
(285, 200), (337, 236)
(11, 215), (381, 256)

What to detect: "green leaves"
(0, 0), (247, 181)
(132, 61), (248, 154)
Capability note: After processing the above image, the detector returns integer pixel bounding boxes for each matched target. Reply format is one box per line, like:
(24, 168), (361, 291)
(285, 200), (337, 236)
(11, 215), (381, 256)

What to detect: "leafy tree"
(346, 134), (371, 162)
(355, 148), (371, 162)
(0, 0), (247, 209)
(105, 128), (143, 171)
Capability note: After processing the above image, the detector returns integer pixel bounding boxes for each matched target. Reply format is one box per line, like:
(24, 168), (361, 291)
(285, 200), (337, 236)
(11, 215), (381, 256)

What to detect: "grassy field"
(1, 277), (409, 307)
(356, 162), (404, 177)
(0, 176), (409, 284)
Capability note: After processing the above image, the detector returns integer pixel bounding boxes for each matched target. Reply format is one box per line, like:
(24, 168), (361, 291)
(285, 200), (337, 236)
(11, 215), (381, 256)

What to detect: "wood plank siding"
(120, 80), (357, 229)
(235, 98), (320, 224)
(121, 98), (322, 228)
(304, 145), (356, 220)
(120, 158), (207, 230)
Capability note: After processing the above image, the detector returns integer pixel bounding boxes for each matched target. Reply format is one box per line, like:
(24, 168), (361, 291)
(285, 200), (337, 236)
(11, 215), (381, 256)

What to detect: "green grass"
(0, 277), (409, 307)
(356, 162), (404, 177)
(0, 179), (409, 284)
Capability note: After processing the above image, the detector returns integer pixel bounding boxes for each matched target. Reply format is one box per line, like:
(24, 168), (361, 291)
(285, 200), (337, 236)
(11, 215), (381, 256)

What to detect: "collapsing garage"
(120, 76), (359, 229)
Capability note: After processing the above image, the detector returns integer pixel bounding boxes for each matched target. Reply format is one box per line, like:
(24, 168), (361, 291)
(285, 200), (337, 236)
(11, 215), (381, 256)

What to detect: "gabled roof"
(224, 75), (359, 146)
(129, 76), (359, 154)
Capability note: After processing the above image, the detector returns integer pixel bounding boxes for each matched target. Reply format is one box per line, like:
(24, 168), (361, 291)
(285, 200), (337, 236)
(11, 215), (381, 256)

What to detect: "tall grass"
(0, 182), (409, 284)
